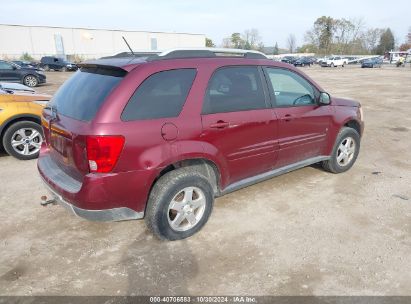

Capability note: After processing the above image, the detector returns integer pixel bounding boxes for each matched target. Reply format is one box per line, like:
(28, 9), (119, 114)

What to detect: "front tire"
(2, 121), (43, 160)
(322, 127), (360, 173)
(23, 75), (38, 87)
(145, 168), (214, 240)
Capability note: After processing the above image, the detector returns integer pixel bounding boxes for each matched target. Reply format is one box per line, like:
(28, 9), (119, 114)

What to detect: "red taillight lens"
(86, 136), (125, 173)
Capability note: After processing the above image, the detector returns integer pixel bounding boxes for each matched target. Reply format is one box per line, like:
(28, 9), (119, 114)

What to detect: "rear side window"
(121, 69), (196, 121)
(51, 67), (125, 121)
(202, 66), (266, 114)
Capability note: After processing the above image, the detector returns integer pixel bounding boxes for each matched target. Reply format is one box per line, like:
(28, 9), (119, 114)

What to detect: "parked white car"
(321, 56), (347, 67)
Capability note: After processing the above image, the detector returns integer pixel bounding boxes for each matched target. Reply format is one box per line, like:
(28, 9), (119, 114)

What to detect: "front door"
(264, 67), (331, 167)
(201, 66), (278, 184)
(0, 61), (19, 82)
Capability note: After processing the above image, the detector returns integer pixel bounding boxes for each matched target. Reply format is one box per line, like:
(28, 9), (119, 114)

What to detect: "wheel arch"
(0, 114), (41, 143)
(343, 118), (362, 136)
(22, 73), (40, 83)
(154, 157), (222, 196)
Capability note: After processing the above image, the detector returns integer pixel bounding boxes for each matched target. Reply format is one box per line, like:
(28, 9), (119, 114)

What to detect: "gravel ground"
(0, 65), (410, 296)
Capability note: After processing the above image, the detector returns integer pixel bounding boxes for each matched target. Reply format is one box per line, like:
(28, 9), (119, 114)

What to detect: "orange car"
(0, 83), (50, 160)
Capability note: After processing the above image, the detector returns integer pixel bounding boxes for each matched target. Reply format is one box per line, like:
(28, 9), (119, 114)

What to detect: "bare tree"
(287, 34), (296, 53)
(243, 28), (261, 50)
(361, 28), (384, 54)
(221, 37), (232, 48)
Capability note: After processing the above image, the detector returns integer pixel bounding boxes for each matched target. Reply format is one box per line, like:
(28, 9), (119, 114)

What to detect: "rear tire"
(23, 75), (38, 87)
(322, 127), (360, 174)
(145, 168), (214, 241)
(2, 121), (43, 160)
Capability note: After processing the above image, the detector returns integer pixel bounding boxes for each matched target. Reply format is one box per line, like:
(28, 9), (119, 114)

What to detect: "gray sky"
(1, 0), (410, 47)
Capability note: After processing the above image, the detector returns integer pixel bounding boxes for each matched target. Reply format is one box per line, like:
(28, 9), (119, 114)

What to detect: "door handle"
(282, 114), (294, 122)
(210, 120), (230, 129)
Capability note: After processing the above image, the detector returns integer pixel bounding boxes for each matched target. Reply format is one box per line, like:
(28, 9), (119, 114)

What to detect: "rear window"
(121, 69), (196, 121)
(50, 67), (125, 121)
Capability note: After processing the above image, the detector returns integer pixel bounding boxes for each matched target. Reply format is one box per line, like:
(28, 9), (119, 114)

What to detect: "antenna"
(122, 36), (135, 57)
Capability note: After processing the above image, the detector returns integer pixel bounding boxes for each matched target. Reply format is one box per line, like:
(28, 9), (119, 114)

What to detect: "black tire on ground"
(145, 168), (214, 241)
(23, 75), (38, 87)
(322, 127), (361, 174)
(331, 63), (335, 67)
(2, 121), (43, 160)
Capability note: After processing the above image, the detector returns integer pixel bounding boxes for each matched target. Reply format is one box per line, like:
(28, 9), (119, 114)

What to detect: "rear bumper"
(41, 177), (143, 221)
(38, 151), (156, 221)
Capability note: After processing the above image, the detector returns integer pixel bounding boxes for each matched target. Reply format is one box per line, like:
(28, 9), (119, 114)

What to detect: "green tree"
(273, 42), (279, 55)
(376, 28), (395, 55)
(205, 38), (215, 47)
(244, 40), (252, 50)
(305, 16), (335, 54)
(231, 33), (244, 49)
(20, 52), (34, 61)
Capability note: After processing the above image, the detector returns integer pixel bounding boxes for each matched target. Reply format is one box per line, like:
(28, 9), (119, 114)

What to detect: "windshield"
(50, 67), (126, 121)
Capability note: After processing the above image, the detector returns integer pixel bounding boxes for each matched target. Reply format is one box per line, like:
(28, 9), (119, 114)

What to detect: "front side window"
(122, 69), (196, 121)
(265, 68), (317, 107)
(203, 66), (266, 114)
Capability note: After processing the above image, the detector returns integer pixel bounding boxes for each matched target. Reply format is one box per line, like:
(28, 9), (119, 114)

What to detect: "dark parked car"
(0, 60), (46, 87)
(40, 56), (78, 71)
(293, 57), (314, 67)
(12, 60), (39, 68)
(38, 49), (364, 240)
(361, 57), (383, 68)
(281, 56), (298, 64)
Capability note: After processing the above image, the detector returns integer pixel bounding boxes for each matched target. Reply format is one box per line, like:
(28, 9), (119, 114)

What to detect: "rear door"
(201, 66), (278, 184)
(264, 67), (331, 167)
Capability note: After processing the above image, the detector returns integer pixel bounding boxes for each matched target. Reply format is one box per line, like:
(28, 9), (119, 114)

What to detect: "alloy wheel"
(336, 137), (356, 167)
(24, 75), (38, 87)
(167, 186), (207, 232)
(10, 128), (42, 156)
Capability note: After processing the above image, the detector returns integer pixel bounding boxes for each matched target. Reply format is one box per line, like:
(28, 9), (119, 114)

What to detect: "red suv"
(38, 49), (364, 240)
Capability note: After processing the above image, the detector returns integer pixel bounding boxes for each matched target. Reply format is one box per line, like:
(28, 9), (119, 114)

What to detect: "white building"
(0, 24), (206, 60)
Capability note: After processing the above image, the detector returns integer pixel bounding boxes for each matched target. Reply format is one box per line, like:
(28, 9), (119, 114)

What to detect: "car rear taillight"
(86, 136), (125, 173)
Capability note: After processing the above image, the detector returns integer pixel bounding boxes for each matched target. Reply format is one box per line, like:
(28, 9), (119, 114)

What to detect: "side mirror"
(319, 92), (331, 105)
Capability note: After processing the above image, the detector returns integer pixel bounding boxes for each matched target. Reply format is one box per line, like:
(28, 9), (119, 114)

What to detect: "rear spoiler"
(76, 62), (128, 77)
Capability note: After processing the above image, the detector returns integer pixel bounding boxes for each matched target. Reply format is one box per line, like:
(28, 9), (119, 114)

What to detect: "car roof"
(82, 48), (273, 72)
(81, 56), (296, 72)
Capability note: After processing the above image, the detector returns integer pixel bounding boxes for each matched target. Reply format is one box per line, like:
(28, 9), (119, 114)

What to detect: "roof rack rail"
(148, 48), (268, 61)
